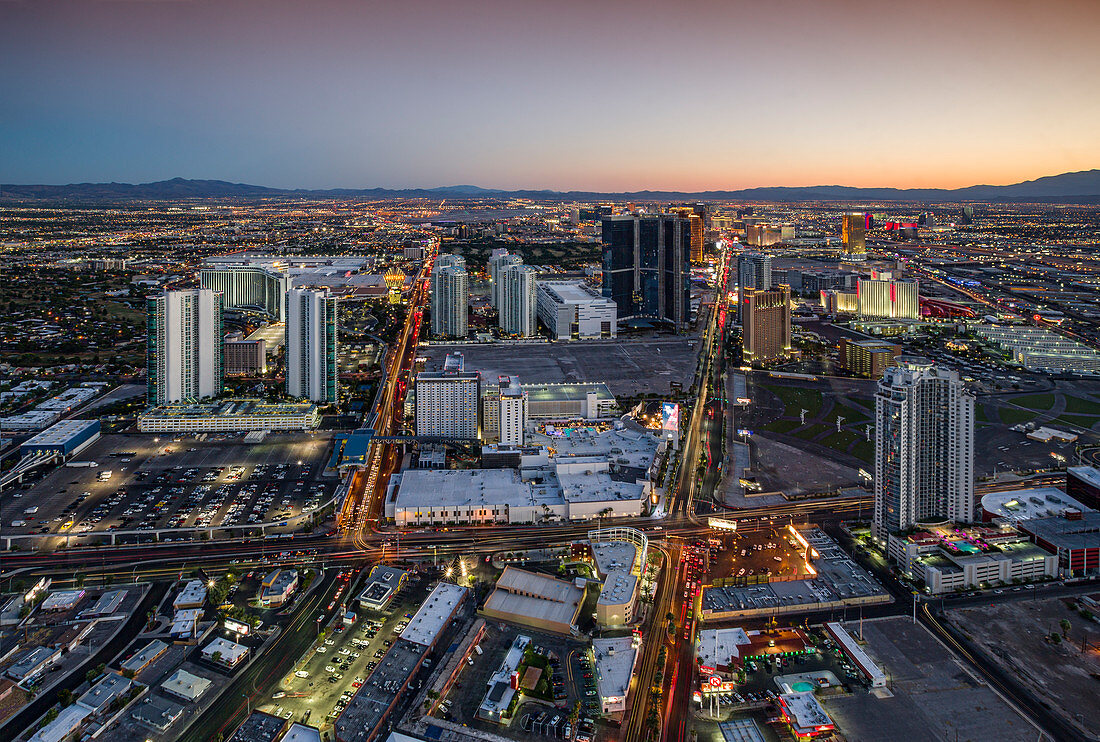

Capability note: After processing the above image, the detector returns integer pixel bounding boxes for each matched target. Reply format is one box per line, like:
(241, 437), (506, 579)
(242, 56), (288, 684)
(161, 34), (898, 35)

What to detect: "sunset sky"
(2, 0), (1098, 191)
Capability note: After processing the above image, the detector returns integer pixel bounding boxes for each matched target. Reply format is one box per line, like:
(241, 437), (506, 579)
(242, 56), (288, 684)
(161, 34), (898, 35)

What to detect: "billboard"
(224, 618), (250, 636)
(661, 402), (679, 433)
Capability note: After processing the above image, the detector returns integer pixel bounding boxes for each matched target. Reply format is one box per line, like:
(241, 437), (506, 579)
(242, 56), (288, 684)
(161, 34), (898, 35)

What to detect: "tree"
(57, 689), (73, 707)
(211, 651), (223, 665)
(1060, 619), (1071, 639)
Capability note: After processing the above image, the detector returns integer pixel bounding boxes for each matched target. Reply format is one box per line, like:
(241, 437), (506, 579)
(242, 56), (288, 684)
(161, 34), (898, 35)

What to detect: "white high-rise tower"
(499, 264), (538, 337)
(873, 357), (974, 539)
(489, 251), (523, 310)
(146, 289), (224, 405)
(285, 288), (338, 403)
(431, 255), (468, 339)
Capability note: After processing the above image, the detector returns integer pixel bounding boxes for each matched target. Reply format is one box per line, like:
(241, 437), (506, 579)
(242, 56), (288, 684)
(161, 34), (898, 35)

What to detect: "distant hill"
(3, 170), (1099, 203)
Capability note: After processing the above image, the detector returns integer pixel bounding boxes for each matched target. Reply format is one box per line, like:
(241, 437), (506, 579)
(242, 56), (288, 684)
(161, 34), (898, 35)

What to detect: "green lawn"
(762, 418), (806, 435)
(998, 407), (1039, 426)
(1052, 414), (1099, 432)
(1063, 396), (1100, 416)
(820, 429), (874, 462)
(976, 405), (992, 424)
(790, 423), (830, 442)
(762, 384), (824, 419)
(1009, 393), (1056, 411)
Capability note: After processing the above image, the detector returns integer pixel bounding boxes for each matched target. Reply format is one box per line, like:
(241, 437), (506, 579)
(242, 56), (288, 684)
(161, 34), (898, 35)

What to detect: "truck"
(97, 470), (113, 481)
(65, 461), (97, 468)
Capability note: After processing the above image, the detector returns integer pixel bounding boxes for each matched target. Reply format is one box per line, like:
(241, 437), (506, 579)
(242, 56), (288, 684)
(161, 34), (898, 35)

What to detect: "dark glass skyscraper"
(601, 214), (691, 331)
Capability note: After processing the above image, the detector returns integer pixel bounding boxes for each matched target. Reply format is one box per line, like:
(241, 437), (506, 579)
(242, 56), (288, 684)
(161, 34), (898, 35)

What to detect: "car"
(325, 666), (336, 673)
(316, 646), (327, 653)
(295, 671), (309, 678)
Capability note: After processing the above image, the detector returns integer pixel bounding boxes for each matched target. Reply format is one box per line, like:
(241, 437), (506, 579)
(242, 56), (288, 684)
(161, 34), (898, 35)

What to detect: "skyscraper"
(737, 252), (772, 321)
(488, 251), (523, 310)
(285, 288), (338, 403)
(431, 254), (469, 339)
(498, 264), (538, 337)
(498, 376), (527, 445)
(601, 214), (691, 332)
(873, 358), (974, 539)
(856, 278), (919, 320)
(741, 285), (792, 366)
(199, 265), (290, 320)
(415, 352), (480, 439)
(841, 213), (867, 260)
(146, 289), (223, 405)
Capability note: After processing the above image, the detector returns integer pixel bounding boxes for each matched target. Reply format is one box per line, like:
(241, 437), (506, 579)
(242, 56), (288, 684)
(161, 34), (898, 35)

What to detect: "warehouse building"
(536, 281), (617, 340)
(19, 419), (101, 458)
(481, 567), (584, 635)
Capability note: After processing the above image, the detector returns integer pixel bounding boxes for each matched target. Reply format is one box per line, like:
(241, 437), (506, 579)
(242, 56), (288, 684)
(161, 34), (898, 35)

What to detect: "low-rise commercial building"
(481, 567), (584, 635)
(777, 691), (835, 739)
(595, 571), (637, 628)
(202, 637), (249, 667)
(19, 419), (101, 458)
(138, 399), (320, 432)
(6, 646), (62, 682)
(259, 569), (299, 608)
(358, 566), (408, 612)
(162, 668), (214, 702)
(592, 635), (639, 715)
(824, 622), (886, 688)
(120, 639), (169, 675)
(173, 580), (207, 610)
(78, 672), (133, 715)
(476, 635), (529, 722)
(695, 628), (812, 678)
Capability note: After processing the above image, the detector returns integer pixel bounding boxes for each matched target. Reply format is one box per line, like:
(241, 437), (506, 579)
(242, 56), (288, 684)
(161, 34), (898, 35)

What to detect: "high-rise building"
(600, 215), (691, 332)
(536, 281), (617, 340)
(671, 207), (706, 263)
(498, 264), (538, 337)
(856, 278), (919, 320)
(839, 338), (901, 378)
(841, 213), (867, 260)
(223, 338), (267, 375)
(737, 252), (771, 321)
(146, 289), (223, 405)
(431, 255), (468, 339)
(489, 251), (523, 310)
(415, 352), (480, 439)
(873, 358), (974, 539)
(285, 288), (338, 403)
(498, 376), (527, 445)
(199, 266), (290, 320)
(742, 285), (792, 366)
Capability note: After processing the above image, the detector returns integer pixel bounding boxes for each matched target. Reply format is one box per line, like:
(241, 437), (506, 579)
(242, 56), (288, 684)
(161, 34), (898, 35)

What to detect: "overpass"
(0, 451), (61, 490)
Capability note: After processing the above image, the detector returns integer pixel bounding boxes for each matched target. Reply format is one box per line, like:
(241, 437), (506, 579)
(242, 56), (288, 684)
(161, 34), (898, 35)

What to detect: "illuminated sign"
(661, 402), (680, 433)
(224, 618), (250, 635)
(707, 517), (738, 532)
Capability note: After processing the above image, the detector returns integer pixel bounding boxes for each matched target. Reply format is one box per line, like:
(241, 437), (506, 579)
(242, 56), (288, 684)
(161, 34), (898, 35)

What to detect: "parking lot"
(706, 528), (813, 585)
(421, 336), (700, 397)
(433, 625), (599, 740)
(820, 617), (1039, 742)
(3, 432), (335, 544)
(264, 568), (431, 729)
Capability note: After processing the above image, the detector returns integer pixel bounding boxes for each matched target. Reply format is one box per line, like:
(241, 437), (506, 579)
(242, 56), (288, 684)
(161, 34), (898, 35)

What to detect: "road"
(180, 569), (343, 742)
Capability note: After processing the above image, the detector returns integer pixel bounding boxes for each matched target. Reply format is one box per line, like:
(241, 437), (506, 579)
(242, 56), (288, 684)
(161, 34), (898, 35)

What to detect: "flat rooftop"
(335, 639), (427, 741)
(696, 627), (751, 670)
(592, 636), (637, 701)
(523, 382), (615, 402)
(484, 567), (584, 631)
(1020, 512), (1100, 550)
(19, 419), (98, 447)
(400, 582), (466, 647)
(538, 281), (612, 305)
(597, 571), (637, 608)
(982, 487), (1092, 521)
(1068, 465), (1100, 489)
(141, 399), (318, 419)
(591, 542), (638, 577)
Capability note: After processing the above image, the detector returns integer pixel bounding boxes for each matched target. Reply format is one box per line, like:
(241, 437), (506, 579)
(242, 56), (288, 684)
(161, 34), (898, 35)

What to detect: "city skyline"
(2, 0), (1098, 190)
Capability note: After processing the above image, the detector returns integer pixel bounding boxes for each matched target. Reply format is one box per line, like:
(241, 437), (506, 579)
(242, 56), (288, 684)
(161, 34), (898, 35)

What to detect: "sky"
(1, 0), (1098, 191)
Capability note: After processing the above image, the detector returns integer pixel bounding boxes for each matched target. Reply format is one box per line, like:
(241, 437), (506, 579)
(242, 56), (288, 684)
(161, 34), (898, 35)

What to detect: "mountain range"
(3, 170), (1099, 203)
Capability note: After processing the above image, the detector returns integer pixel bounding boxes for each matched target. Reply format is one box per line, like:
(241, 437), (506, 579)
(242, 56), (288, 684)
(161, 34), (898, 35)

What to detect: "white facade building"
(498, 264), (538, 337)
(498, 376), (527, 445)
(415, 353), (480, 438)
(199, 265), (289, 320)
(873, 358), (974, 539)
(285, 288), (338, 403)
(431, 255), (468, 338)
(857, 278), (919, 320)
(488, 251), (522, 310)
(147, 289), (223, 405)
(536, 281), (617, 340)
